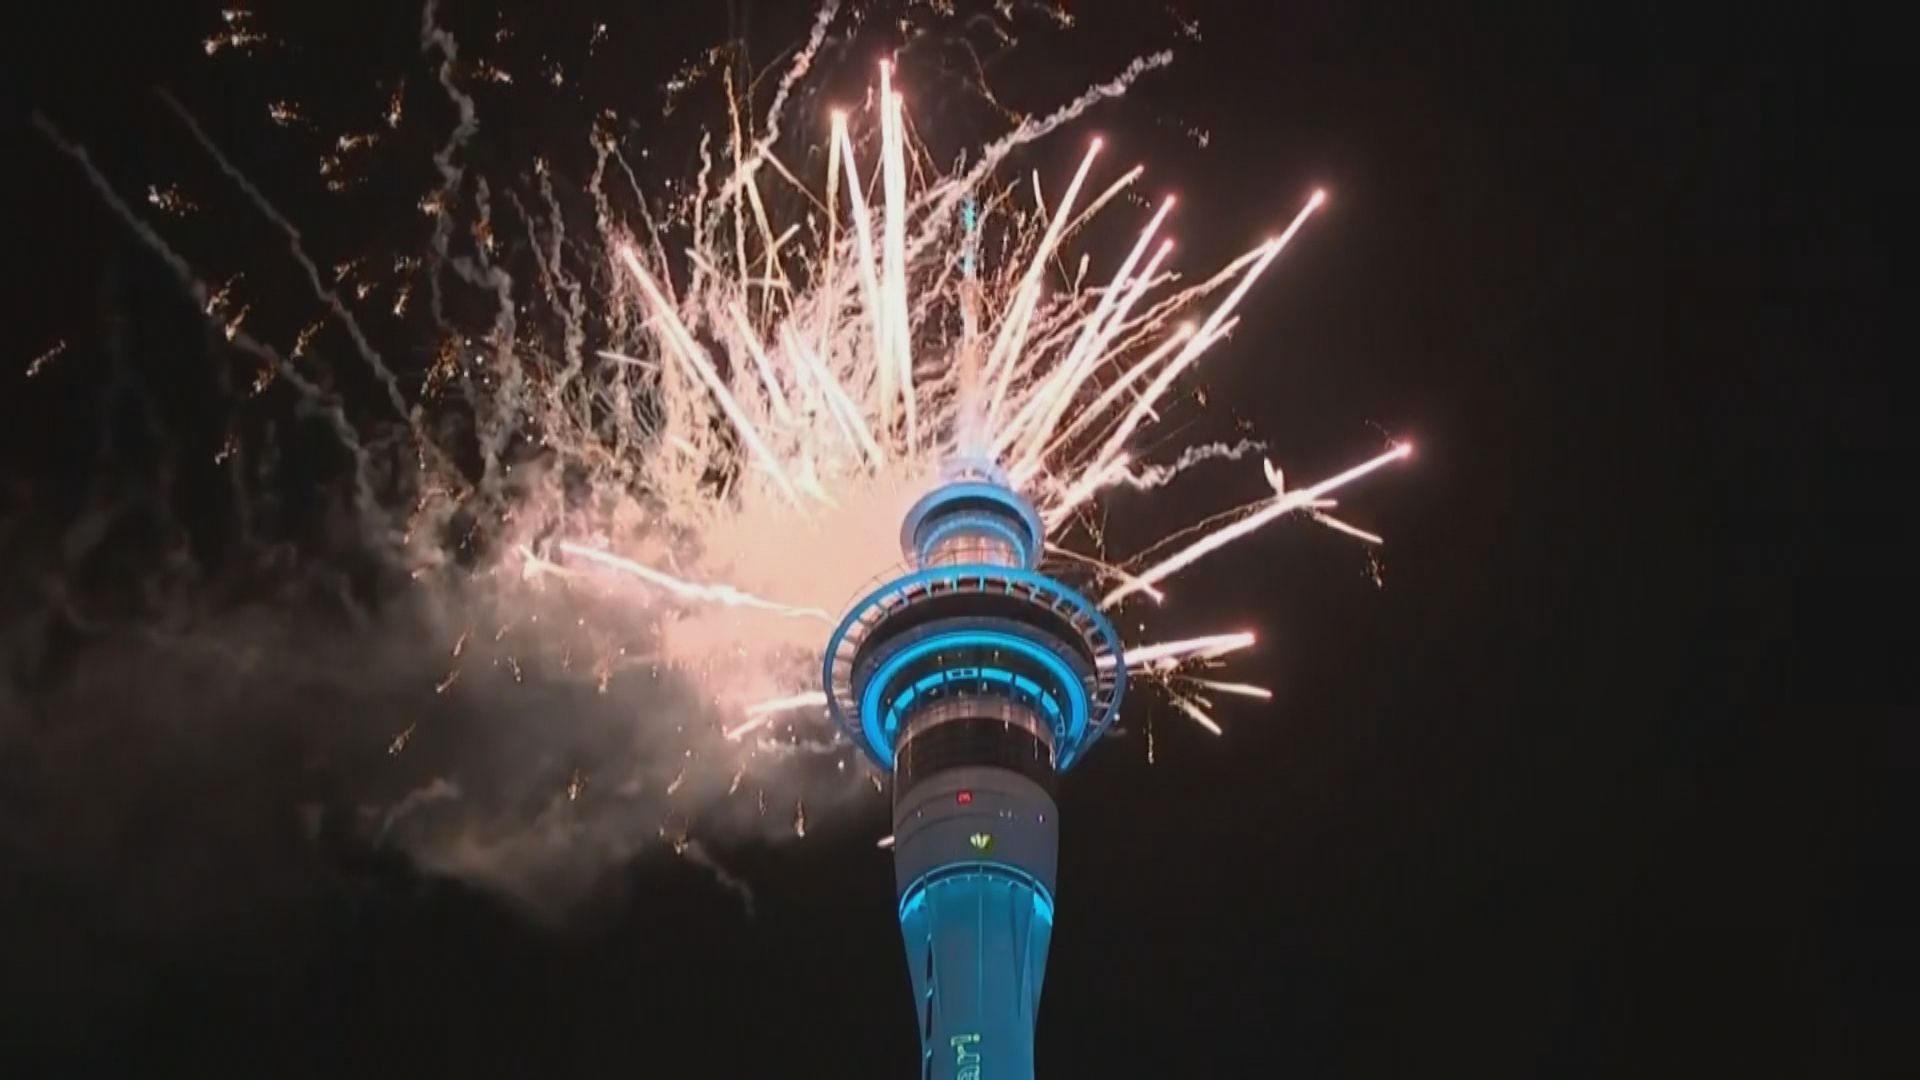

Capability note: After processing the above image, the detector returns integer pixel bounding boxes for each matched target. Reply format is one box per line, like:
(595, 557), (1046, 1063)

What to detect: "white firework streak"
(1169, 695), (1225, 736)
(556, 542), (831, 622)
(1101, 443), (1412, 607)
(725, 691), (830, 742)
(1105, 631), (1258, 670)
(1186, 679), (1274, 701)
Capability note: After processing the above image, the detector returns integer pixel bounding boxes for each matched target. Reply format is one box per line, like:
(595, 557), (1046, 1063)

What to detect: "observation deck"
(822, 466), (1127, 773)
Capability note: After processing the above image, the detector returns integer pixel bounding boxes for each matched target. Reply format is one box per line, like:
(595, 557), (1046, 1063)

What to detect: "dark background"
(1, 1), (1903, 1076)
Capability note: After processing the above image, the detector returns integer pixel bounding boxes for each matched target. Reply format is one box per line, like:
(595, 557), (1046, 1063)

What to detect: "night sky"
(2, 2), (1902, 1076)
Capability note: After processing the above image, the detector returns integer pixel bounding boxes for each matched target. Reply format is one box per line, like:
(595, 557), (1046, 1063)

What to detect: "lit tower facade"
(823, 463), (1127, 1079)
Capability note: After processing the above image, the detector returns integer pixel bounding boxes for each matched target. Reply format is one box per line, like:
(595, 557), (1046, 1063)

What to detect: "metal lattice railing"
(823, 563), (1126, 768)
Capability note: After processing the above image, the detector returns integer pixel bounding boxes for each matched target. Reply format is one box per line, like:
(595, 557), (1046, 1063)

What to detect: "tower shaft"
(892, 691), (1058, 1078)
(895, 765), (1055, 1080)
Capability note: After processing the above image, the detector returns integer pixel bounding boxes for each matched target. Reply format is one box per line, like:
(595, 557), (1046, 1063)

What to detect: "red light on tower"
(956, 790), (973, 806)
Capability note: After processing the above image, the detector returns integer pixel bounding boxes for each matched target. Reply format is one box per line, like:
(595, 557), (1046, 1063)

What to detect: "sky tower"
(823, 463), (1127, 1079)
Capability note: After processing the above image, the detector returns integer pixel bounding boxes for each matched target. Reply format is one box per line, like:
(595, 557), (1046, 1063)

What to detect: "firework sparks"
(1186, 678), (1274, 700)
(205, 9), (269, 55)
(388, 723), (417, 755)
(1113, 631), (1257, 670)
(291, 320), (322, 358)
(556, 542), (831, 622)
(1169, 694), (1224, 735)
(39, 2), (1409, 863)
(146, 184), (197, 216)
(727, 691), (830, 741)
(1102, 443), (1411, 607)
(25, 340), (67, 378)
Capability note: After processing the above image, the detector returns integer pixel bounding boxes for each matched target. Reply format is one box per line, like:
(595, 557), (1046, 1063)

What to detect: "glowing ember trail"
(1187, 679), (1275, 701)
(1102, 443), (1412, 607)
(1170, 695), (1226, 736)
(557, 542), (832, 622)
(726, 691), (830, 741)
(1108, 631), (1259, 669)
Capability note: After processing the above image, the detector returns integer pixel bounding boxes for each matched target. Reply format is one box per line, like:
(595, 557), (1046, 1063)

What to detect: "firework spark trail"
(1107, 631), (1257, 670)
(1187, 678), (1274, 700)
(1041, 544), (1167, 604)
(1169, 694), (1224, 735)
(26, 340), (68, 378)
(414, 5), (530, 498)
(678, 841), (757, 914)
(616, 246), (802, 505)
(556, 541), (832, 621)
(879, 63), (916, 449)
(729, 304), (796, 424)
(1121, 439), (1267, 488)
(1103, 443), (1412, 606)
(1088, 191), (1326, 481)
(998, 248), (1169, 459)
(780, 325), (884, 463)
(1021, 320), (1200, 490)
(744, 691), (830, 717)
(982, 138), (1103, 432)
(1004, 197), (1176, 467)
(1308, 511), (1385, 545)
(525, 168), (590, 401)
(415, 37), (534, 494)
(737, 0), (839, 182)
(1009, 249), (1266, 500)
(1059, 164), (1148, 249)
(1045, 455), (1134, 529)
(609, 144), (677, 307)
(453, 181), (525, 493)
(905, 51), (1174, 266)
(30, 111), (378, 519)
(418, 0), (480, 328)
(157, 90), (415, 430)
(830, 111), (892, 432)
(1044, 439), (1265, 527)
(726, 691), (829, 741)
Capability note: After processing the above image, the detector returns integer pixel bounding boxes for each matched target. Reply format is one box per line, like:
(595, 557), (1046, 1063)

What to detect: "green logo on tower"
(951, 1033), (982, 1079)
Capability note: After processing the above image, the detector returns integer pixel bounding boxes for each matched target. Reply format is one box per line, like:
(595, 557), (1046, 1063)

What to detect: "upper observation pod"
(899, 463), (1048, 570)
(824, 472), (1127, 773)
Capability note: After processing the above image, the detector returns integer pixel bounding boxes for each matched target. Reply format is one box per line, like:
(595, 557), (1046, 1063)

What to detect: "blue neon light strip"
(898, 861), (1055, 926)
(883, 666), (1066, 732)
(859, 630), (1087, 769)
(821, 562), (1128, 771)
(961, 198), (978, 277)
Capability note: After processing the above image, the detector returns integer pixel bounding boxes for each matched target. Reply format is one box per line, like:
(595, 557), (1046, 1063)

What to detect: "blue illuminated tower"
(823, 462), (1127, 1079)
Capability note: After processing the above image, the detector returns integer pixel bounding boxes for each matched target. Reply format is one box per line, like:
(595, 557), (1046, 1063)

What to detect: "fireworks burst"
(204, 8), (269, 56)
(34, 1), (1408, 861)
(146, 183), (197, 216)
